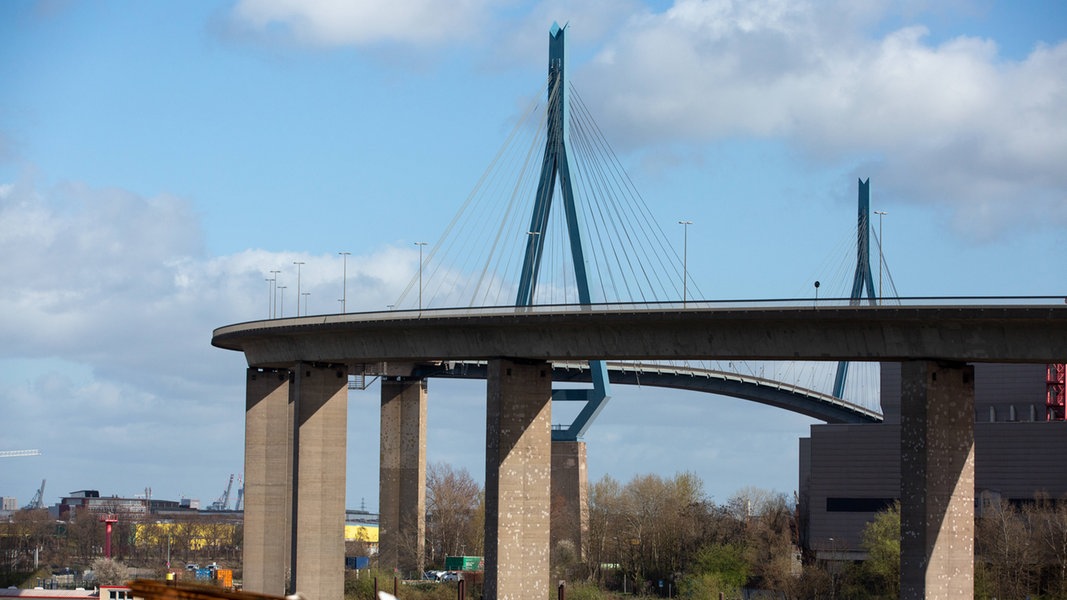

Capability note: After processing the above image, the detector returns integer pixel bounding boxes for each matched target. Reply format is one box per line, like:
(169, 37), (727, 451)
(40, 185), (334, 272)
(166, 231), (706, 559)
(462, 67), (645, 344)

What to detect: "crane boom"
(24, 479), (45, 510)
(0, 449), (41, 458)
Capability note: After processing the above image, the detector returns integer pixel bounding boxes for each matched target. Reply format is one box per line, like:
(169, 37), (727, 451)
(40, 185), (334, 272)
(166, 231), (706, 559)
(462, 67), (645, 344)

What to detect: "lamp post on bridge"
(414, 242), (427, 310)
(265, 278), (273, 319)
(278, 286), (287, 317)
(678, 220), (692, 305)
(873, 210), (887, 302)
(338, 252), (350, 313)
(270, 270), (281, 318)
(293, 261), (305, 316)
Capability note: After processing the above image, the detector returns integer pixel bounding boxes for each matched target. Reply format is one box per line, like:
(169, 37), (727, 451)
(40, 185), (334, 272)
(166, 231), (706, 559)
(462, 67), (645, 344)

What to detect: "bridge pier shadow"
(900, 361), (975, 599)
(379, 375), (428, 576)
(241, 364), (349, 600)
(484, 358), (553, 599)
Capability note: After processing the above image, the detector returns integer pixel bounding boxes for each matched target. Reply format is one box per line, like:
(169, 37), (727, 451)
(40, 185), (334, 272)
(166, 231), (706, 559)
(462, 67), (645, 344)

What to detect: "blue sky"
(1, 0), (1065, 511)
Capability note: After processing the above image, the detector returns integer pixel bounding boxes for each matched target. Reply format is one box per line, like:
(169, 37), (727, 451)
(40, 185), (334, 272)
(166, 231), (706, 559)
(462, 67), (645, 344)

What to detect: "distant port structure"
(213, 23), (1067, 600)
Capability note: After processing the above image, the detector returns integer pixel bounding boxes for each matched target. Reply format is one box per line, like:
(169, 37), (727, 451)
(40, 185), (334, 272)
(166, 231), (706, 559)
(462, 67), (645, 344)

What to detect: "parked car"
(440, 571), (463, 582)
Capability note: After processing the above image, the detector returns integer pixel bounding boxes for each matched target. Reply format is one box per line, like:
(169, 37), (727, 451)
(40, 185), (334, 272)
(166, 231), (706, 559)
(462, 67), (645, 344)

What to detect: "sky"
(1, 0), (1065, 513)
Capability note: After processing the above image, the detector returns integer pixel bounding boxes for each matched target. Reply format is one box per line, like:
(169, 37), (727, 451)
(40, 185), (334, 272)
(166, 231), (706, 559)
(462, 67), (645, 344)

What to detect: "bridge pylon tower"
(516, 22), (610, 441)
(832, 178), (878, 398)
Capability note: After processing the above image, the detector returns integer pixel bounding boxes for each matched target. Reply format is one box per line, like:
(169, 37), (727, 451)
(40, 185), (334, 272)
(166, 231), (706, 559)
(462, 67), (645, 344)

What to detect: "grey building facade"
(800, 362), (1067, 559)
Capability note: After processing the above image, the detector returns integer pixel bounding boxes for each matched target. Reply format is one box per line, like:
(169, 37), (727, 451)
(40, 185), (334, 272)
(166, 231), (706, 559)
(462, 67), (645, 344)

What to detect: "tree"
(855, 501), (900, 599)
(89, 557), (129, 586)
(976, 499), (1039, 599)
(66, 507), (103, 563)
(1027, 494), (1067, 597)
(425, 462), (482, 568)
(726, 487), (797, 593)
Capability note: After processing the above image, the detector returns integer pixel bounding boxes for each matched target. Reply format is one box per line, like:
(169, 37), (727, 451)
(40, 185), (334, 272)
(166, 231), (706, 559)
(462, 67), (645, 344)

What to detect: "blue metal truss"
(832, 178), (877, 398)
(515, 23), (610, 442)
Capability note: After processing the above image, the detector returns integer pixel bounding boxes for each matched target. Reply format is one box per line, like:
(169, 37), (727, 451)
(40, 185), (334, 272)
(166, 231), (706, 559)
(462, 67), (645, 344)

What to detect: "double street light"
(414, 242), (428, 310)
(339, 252), (351, 313)
(269, 270), (281, 318)
(873, 210), (887, 301)
(293, 261), (305, 316)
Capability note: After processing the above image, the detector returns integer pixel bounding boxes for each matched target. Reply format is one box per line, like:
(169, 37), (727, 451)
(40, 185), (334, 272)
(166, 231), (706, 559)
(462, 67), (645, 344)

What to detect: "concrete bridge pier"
(378, 375), (428, 576)
(242, 364), (349, 599)
(900, 361), (975, 599)
(290, 363), (350, 600)
(484, 358), (553, 600)
(242, 368), (292, 595)
(551, 441), (589, 563)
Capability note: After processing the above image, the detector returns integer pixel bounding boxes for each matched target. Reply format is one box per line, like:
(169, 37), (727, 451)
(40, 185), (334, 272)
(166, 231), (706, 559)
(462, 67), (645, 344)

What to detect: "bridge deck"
(213, 302), (1067, 367)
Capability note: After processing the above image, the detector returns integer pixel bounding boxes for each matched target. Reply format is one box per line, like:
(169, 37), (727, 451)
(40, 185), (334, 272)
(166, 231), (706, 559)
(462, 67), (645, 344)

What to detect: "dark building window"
(826, 497), (897, 512)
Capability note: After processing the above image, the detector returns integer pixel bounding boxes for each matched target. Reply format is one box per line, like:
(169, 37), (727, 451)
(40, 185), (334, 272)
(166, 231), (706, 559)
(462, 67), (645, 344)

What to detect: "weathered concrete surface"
(551, 441), (588, 565)
(378, 376), (427, 576)
(213, 305), (1067, 367)
(484, 359), (552, 600)
(242, 368), (291, 596)
(290, 363), (349, 600)
(900, 361), (974, 599)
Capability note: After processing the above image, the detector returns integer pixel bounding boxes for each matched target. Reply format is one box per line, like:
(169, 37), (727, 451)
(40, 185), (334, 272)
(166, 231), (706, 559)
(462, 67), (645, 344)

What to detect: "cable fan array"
(389, 74), (887, 414)
(393, 80), (698, 311)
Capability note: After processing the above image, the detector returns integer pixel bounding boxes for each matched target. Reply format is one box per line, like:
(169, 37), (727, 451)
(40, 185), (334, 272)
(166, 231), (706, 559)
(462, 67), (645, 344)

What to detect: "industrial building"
(800, 362), (1067, 558)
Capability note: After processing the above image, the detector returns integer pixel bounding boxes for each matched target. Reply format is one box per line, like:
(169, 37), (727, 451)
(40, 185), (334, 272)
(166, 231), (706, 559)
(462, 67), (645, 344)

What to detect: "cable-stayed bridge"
(214, 23), (1067, 600)
(384, 22), (888, 428)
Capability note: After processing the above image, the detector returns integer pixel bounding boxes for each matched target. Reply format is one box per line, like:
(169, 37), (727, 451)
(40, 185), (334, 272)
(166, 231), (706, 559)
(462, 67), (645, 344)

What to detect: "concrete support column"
(242, 368), (292, 596)
(551, 441), (588, 565)
(484, 359), (552, 600)
(289, 363), (349, 600)
(378, 376), (428, 576)
(900, 361), (975, 599)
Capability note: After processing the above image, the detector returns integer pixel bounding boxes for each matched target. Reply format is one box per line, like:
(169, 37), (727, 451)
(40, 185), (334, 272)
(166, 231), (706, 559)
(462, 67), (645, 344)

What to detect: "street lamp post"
(338, 252), (350, 313)
(414, 242), (427, 310)
(302, 292), (310, 316)
(278, 286), (287, 317)
(265, 278), (273, 319)
(873, 210), (887, 302)
(270, 270), (281, 318)
(678, 220), (692, 304)
(293, 261), (305, 316)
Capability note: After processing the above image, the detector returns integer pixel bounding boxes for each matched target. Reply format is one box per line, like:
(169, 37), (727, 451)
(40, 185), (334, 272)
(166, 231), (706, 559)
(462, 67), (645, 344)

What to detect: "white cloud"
(230, 0), (499, 46)
(0, 175), (424, 503)
(577, 0), (1067, 238)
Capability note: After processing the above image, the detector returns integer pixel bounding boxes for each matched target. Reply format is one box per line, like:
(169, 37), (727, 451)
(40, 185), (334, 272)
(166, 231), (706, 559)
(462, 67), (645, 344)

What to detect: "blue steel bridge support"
(833, 178), (878, 398)
(515, 22), (610, 442)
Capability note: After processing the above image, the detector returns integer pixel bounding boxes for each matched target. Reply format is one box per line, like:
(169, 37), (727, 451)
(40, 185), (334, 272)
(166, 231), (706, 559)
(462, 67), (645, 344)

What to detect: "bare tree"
(977, 499), (1039, 599)
(425, 462), (482, 568)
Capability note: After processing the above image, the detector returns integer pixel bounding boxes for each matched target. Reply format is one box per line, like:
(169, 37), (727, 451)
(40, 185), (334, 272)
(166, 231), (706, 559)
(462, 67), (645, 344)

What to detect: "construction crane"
(209, 474), (235, 511)
(234, 475), (244, 512)
(23, 479), (46, 510)
(0, 449), (41, 458)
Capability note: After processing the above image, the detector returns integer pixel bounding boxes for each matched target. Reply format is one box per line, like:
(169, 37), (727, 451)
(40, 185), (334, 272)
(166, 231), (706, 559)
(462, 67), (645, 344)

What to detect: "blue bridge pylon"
(516, 23), (610, 442)
(832, 178), (877, 398)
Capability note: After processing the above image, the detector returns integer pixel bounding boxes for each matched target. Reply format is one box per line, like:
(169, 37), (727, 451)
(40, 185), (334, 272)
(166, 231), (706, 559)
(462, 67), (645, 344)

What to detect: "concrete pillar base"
(242, 368), (291, 596)
(551, 441), (588, 568)
(485, 359), (552, 600)
(379, 376), (428, 576)
(290, 363), (349, 600)
(900, 361), (975, 599)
